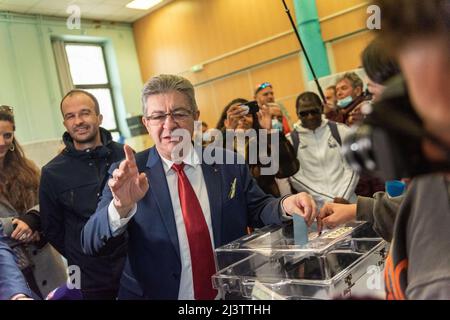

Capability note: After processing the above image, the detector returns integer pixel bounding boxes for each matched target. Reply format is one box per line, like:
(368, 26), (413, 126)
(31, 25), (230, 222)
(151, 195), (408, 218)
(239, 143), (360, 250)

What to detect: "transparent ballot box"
(213, 221), (388, 300)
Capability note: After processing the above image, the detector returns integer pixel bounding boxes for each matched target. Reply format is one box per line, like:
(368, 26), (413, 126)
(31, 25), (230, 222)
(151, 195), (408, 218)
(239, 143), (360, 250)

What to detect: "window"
(63, 43), (119, 135)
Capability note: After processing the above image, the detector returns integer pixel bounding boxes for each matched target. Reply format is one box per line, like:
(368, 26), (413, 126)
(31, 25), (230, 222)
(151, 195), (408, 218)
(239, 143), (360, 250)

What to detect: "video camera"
(342, 75), (450, 180)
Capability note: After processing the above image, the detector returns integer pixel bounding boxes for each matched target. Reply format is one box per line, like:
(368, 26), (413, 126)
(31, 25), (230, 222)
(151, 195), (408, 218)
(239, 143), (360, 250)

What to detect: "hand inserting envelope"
(293, 214), (309, 246)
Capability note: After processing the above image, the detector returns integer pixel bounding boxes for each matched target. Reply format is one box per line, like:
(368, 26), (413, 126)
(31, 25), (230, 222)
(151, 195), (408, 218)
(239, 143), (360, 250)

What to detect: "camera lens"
(341, 125), (377, 173)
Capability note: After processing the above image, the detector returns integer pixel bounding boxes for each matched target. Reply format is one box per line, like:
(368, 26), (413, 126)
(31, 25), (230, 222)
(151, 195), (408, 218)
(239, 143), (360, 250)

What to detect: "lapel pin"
(228, 178), (237, 199)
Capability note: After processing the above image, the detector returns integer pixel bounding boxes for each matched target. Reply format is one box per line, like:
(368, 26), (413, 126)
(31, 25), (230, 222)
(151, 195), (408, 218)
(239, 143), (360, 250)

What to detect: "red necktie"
(172, 163), (217, 300)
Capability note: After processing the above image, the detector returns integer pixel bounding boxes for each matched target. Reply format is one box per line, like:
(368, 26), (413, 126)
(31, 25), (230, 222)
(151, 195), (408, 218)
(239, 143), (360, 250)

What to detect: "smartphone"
(243, 100), (259, 114)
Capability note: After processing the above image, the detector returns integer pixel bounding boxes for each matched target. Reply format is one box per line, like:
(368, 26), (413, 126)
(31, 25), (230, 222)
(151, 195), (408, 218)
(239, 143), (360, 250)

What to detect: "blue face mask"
(271, 119), (283, 132)
(337, 96), (353, 108)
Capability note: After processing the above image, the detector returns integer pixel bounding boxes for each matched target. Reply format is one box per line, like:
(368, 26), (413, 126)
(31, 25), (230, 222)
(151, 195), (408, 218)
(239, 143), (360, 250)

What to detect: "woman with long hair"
(0, 105), (66, 299)
(0, 106), (40, 223)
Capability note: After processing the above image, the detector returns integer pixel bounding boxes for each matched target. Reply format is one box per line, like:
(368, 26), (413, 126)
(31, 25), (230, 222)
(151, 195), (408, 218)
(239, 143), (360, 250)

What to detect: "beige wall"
(317, 0), (375, 72)
(133, 0), (374, 128)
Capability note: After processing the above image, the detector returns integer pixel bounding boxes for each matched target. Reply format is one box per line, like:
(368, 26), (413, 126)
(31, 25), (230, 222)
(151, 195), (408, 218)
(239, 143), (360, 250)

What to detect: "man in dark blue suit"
(0, 234), (33, 300)
(82, 74), (318, 300)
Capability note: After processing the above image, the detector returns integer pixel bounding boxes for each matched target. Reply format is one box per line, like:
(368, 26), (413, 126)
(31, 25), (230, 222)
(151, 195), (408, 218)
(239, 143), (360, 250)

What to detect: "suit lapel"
(145, 147), (181, 260)
(201, 162), (223, 248)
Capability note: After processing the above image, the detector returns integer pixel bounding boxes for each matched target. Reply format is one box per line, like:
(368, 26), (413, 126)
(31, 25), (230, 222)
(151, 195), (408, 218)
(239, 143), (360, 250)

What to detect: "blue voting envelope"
(293, 214), (308, 246)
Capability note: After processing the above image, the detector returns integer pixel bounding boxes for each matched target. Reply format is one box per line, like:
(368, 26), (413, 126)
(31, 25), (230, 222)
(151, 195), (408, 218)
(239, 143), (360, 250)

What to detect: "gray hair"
(336, 72), (363, 90)
(141, 74), (198, 115)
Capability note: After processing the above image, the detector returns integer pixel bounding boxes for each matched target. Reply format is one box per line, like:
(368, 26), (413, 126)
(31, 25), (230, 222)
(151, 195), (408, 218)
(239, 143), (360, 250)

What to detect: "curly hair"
(0, 110), (40, 213)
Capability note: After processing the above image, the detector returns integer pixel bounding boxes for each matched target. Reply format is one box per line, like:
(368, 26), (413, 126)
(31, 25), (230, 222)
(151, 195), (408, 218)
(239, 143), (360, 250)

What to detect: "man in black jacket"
(39, 90), (126, 299)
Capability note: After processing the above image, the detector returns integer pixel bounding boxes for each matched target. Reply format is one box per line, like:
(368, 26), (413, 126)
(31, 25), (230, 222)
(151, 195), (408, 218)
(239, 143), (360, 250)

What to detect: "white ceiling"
(0, 0), (173, 23)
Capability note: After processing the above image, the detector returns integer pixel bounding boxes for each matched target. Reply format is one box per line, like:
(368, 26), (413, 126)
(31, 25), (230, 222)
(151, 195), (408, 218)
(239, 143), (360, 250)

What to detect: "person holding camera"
(216, 98), (299, 197)
(321, 0), (450, 299)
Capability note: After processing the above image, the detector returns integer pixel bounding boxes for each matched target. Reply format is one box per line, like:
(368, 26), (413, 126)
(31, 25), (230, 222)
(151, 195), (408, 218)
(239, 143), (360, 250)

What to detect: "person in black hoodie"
(39, 90), (127, 300)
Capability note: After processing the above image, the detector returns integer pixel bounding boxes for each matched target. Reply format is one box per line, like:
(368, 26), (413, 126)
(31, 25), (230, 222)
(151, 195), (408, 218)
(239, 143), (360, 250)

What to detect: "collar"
(62, 127), (112, 154)
(160, 144), (200, 174)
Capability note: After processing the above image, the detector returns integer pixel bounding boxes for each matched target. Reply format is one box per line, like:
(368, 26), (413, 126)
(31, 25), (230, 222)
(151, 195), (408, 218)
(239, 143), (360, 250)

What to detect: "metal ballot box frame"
(213, 221), (388, 300)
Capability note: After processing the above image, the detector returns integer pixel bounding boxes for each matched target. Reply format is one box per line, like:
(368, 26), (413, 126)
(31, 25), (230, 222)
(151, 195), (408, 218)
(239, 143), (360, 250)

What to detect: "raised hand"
(257, 104), (272, 130)
(108, 145), (149, 217)
(224, 104), (248, 130)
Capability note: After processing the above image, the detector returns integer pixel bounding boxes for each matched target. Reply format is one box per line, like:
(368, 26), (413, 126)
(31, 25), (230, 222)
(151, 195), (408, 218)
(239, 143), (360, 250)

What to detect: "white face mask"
(337, 96), (353, 108)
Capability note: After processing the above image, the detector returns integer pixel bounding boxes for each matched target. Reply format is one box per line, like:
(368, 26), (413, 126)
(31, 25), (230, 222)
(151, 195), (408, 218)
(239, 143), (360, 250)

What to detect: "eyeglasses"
(255, 82), (272, 94)
(298, 109), (320, 118)
(145, 109), (193, 126)
(0, 105), (13, 114)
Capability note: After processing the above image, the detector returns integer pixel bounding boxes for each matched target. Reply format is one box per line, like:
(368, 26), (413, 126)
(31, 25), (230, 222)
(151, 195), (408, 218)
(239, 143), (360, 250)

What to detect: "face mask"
(272, 119), (283, 132)
(337, 96), (353, 108)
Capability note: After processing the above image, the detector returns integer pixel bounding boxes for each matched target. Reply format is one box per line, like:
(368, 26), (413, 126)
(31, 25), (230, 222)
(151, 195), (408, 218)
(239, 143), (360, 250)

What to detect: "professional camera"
(342, 75), (450, 180)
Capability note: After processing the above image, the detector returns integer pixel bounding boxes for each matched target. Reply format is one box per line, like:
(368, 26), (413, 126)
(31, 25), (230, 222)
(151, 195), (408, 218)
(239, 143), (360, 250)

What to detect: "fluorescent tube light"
(126, 0), (163, 10)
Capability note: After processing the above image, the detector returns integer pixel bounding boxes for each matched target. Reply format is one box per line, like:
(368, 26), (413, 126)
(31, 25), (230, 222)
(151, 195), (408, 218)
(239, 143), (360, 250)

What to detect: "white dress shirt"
(108, 146), (214, 300)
